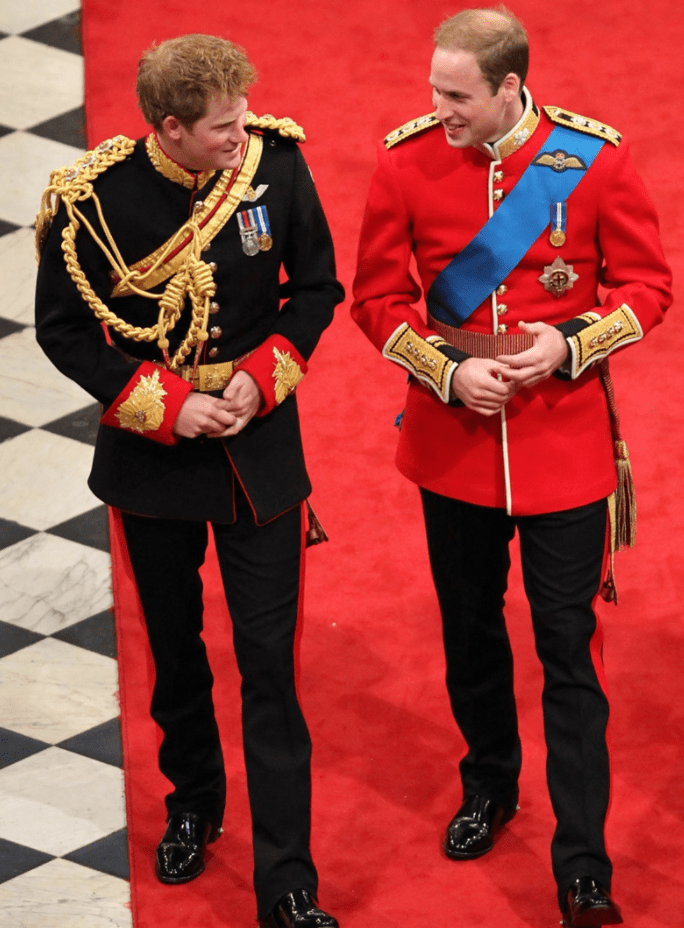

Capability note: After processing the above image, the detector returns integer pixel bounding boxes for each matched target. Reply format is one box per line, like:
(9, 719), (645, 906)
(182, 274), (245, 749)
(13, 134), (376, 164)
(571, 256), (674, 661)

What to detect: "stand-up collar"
(145, 133), (216, 190)
(481, 87), (540, 161)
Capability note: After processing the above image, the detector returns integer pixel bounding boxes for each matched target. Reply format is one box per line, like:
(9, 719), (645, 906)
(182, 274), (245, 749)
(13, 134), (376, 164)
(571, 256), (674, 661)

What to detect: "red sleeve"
(236, 335), (308, 416)
(100, 360), (193, 445)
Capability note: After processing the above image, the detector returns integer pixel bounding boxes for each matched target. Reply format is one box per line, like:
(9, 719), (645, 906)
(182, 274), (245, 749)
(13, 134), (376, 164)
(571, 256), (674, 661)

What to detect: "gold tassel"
(614, 439), (637, 550)
(305, 500), (328, 547)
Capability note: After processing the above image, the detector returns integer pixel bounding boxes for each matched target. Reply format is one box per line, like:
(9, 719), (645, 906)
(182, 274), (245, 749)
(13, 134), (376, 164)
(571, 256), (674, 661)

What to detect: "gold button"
(494, 170), (504, 182)
(497, 304), (508, 316)
(193, 200), (204, 212)
(209, 301), (219, 314)
(209, 262), (217, 272)
(202, 243), (212, 253)
(496, 284), (508, 296)
(493, 189), (504, 201)
(208, 347), (219, 358)
(497, 324), (508, 335)
(210, 326), (222, 339)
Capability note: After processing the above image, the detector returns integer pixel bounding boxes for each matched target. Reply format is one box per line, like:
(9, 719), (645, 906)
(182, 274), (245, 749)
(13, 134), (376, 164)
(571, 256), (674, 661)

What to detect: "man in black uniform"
(35, 33), (343, 928)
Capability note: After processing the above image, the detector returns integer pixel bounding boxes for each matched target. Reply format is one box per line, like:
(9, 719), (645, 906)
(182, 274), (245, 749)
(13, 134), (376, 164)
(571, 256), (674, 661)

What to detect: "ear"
(500, 72), (521, 101)
(161, 114), (184, 142)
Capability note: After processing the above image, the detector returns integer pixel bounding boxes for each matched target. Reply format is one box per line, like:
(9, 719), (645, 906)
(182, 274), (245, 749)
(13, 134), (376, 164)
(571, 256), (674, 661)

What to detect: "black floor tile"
(52, 609), (116, 658)
(64, 828), (129, 881)
(20, 11), (82, 56)
(58, 718), (123, 769)
(0, 517), (36, 550)
(0, 620), (44, 658)
(0, 124), (13, 140)
(0, 318), (27, 340)
(0, 218), (21, 238)
(41, 403), (101, 446)
(47, 505), (110, 552)
(0, 838), (54, 884)
(0, 727), (50, 769)
(28, 106), (86, 150)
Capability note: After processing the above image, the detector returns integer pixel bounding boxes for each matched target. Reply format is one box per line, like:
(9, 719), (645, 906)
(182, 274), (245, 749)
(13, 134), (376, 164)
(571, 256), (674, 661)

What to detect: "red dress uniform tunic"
(352, 92), (671, 515)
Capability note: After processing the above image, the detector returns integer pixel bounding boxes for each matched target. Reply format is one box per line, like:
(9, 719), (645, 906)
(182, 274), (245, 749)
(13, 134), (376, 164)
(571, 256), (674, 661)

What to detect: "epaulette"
(35, 135), (135, 259)
(384, 114), (440, 150)
(245, 112), (305, 142)
(543, 106), (621, 147)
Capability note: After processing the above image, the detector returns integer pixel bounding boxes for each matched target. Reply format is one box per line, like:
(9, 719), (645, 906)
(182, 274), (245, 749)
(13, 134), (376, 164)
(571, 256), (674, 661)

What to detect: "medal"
(253, 205), (272, 251)
(237, 211), (260, 256)
(549, 201), (566, 247)
(259, 234), (273, 251)
(539, 256), (579, 298)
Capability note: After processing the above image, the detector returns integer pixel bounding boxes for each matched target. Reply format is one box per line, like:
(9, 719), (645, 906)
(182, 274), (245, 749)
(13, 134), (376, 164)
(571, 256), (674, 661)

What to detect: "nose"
(432, 90), (450, 120)
(232, 119), (249, 145)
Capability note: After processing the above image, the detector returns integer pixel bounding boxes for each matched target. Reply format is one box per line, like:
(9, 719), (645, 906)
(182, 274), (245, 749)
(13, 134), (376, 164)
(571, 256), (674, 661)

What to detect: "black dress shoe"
(155, 812), (222, 884)
(258, 889), (339, 928)
(443, 794), (517, 860)
(561, 877), (623, 927)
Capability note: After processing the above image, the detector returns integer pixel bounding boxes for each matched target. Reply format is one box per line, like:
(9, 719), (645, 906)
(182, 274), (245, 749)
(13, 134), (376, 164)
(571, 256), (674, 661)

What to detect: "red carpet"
(85, 2), (684, 925)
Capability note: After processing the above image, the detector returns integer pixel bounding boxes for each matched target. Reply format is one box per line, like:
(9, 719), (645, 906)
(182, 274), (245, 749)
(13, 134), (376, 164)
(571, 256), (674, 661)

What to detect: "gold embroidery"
(543, 106), (621, 147)
(246, 112), (305, 141)
(384, 114), (440, 150)
(145, 134), (215, 189)
(273, 347), (304, 404)
(382, 323), (455, 403)
(112, 134), (263, 297)
(569, 304), (642, 377)
(495, 100), (540, 159)
(116, 370), (167, 433)
(199, 361), (235, 392)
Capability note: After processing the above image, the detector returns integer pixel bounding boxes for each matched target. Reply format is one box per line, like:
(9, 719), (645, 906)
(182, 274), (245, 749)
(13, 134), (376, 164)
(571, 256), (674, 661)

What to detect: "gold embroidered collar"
(145, 134), (216, 190)
(482, 87), (540, 161)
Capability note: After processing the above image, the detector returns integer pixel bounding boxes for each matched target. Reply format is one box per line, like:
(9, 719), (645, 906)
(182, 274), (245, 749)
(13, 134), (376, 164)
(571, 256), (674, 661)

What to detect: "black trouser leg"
(420, 489), (522, 809)
(518, 500), (612, 903)
(119, 511), (226, 826)
(212, 497), (317, 918)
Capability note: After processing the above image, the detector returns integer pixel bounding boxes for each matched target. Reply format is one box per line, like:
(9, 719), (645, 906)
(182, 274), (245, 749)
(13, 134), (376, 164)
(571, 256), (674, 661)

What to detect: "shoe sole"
(561, 911), (623, 928)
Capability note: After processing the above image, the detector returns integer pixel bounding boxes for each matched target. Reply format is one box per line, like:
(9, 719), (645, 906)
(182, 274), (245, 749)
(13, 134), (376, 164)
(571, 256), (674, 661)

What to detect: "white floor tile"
(0, 1), (80, 36)
(0, 858), (131, 928)
(0, 638), (118, 743)
(0, 326), (92, 427)
(0, 747), (124, 856)
(0, 227), (39, 326)
(0, 37), (83, 131)
(0, 533), (111, 635)
(0, 131), (83, 227)
(0, 430), (99, 529)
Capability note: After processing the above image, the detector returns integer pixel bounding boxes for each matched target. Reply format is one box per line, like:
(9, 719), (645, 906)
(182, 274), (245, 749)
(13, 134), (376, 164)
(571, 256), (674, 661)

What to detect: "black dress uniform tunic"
(35, 120), (344, 916)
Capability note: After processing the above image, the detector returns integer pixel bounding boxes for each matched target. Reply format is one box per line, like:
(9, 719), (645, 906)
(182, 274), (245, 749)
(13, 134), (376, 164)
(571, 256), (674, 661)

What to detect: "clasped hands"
(450, 321), (568, 416)
(173, 370), (262, 438)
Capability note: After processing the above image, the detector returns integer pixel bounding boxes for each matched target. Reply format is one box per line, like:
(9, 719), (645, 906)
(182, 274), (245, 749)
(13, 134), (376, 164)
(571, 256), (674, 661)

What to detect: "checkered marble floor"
(0, 3), (130, 924)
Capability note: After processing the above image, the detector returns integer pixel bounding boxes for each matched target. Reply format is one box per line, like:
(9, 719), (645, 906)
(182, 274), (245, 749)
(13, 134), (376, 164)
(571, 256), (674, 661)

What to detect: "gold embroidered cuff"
(567, 304), (643, 377)
(273, 347), (304, 404)
(382, 323), (456, 403)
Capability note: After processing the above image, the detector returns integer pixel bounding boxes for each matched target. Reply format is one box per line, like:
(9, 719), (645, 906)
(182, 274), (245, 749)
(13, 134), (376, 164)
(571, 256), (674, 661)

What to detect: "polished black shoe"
(155, 812), (222, 884)
(258, 889), (339, 928)
(561, 877), (623, 927)
(443, 794), (517, 860)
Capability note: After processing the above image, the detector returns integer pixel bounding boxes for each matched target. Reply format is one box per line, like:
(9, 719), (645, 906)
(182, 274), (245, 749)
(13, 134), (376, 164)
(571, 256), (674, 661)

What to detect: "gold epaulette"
(35, 135), (135, 259)
(384, 114), (440, 149)
(246, 112), (305, 142)
(543, 106), (621, 147)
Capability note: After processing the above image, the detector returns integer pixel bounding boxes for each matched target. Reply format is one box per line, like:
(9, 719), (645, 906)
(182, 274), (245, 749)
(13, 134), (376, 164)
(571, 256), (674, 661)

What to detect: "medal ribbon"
(426, 126), (604, 326)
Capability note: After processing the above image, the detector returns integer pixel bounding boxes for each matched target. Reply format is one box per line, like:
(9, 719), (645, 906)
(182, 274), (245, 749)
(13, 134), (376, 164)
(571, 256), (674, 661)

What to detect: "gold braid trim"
(382, 323), (456, 403)
(35, 134), (261, 372)
(245, 112), (305, 141)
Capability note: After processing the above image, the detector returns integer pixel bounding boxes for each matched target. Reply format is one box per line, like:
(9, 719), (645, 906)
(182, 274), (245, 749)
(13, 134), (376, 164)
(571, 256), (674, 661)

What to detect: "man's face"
(173, 94), (249, 171)
(429, 46), (515, 150)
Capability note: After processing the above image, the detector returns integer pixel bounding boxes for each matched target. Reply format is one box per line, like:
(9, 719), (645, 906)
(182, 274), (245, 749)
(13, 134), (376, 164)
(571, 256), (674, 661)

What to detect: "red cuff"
(236, 336), (307, 415)
(100, 361), (193, 445)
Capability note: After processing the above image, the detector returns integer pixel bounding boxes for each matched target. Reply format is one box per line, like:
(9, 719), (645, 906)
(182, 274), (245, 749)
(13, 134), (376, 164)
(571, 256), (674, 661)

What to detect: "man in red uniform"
(352, 8), (671, 925)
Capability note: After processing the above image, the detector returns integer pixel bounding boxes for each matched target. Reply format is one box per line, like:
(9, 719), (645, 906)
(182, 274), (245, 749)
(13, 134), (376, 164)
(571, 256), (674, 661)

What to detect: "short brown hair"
(434, 7), (528, 95)
(137, 34), (257, 130)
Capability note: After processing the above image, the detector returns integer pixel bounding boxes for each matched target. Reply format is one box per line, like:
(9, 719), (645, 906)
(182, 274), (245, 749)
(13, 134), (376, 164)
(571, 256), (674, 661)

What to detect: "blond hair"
(434, 7), (528, 95)
(137, 34), (257, 130)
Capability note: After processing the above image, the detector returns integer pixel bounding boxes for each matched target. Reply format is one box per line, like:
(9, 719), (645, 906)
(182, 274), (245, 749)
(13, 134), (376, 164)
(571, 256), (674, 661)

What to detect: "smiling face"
(160, 94), (249, 172)
(429, 46), (522, 151)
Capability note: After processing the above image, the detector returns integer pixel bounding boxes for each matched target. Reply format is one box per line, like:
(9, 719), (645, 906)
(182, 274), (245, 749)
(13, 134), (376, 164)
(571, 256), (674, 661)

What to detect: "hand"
(450, 357), (520, 416)
(496, 321), (569, 388)
(214, 370), (263, 437)
(172, 392), (238, 438)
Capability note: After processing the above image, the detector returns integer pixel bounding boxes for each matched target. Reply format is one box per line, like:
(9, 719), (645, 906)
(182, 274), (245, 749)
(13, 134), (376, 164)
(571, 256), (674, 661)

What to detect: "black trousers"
(120, 491), (317, 916)
(420, 489), (612, 903)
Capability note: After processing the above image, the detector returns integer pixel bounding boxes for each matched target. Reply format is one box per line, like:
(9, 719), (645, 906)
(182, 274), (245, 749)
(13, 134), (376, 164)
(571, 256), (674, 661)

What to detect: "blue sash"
(426, 126), (604, 326)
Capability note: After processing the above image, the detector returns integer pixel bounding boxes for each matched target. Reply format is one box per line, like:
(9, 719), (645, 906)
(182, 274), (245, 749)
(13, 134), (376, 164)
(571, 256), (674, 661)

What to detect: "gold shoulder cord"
(35, 134), (262, 372)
